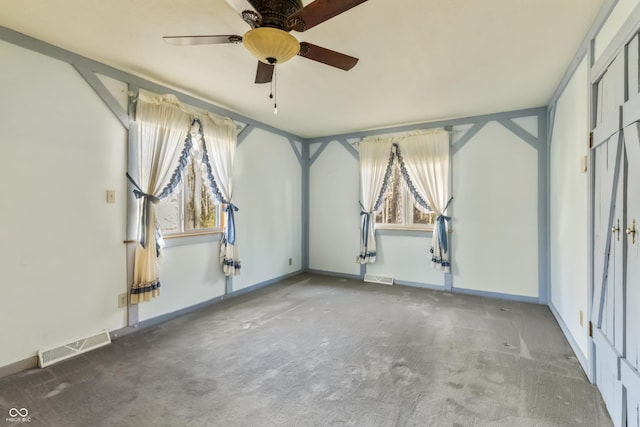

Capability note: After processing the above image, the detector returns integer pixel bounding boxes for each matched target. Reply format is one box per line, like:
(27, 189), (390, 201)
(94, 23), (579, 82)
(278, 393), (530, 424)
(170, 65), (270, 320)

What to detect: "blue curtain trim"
(358, 251), (377, 260)
(429, 248), (450, 267)
(372, 148), (397, 213)
(431, 258), (451, 267)
(394, 144), (431, 211)
(222, 258), (241, 269)
(157, 119), (198, 200)
(201, 143), (226, 205)
(130, 282), (161, 294)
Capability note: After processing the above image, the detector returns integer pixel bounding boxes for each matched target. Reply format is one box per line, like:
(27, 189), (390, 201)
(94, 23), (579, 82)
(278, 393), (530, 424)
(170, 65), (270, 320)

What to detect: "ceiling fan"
(163, 0), (368, 84)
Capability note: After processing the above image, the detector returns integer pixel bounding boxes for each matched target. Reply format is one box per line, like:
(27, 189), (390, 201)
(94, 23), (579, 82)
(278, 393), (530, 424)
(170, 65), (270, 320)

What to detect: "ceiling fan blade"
(162, 35), (242, 46)
(255, 61), (275, 84)
(298, 42), (358, 70)
(288, 0), (368, 32)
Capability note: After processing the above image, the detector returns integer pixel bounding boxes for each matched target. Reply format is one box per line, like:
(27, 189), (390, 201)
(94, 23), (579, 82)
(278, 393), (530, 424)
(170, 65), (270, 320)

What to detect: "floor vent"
(364, 274), (394, 285)
(38, 330), (111, 368)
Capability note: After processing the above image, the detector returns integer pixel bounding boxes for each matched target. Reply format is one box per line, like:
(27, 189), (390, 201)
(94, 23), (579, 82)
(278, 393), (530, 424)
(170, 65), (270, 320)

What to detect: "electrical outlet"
(106, 190), (116, 203)
(288, 257), (292, 266)
(579, 310), (584, 327)
(118, 293), (127, 308)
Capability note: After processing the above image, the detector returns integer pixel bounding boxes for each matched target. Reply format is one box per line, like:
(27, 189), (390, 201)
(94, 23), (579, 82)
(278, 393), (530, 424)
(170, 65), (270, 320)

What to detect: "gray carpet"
(0, 274), (612, 426)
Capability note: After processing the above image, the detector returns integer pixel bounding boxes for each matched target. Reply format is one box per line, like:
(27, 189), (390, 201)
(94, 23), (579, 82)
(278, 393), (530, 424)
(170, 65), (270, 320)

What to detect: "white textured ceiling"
(0, 0), (604, 138)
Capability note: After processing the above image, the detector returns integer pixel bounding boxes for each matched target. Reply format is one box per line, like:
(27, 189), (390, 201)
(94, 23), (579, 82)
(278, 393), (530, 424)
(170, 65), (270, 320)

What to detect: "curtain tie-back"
(126, 173), (160, 249)
(360, 210), (373, 249)
(224, 202), (239, 245)
(435, 197), (453, 254)
(435, 214), (451, 254)
(131, 189), (160, 204)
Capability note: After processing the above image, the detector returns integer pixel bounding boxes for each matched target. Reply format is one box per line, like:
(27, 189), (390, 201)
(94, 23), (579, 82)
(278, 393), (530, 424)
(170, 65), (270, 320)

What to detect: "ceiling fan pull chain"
(273, 66), (278, 115)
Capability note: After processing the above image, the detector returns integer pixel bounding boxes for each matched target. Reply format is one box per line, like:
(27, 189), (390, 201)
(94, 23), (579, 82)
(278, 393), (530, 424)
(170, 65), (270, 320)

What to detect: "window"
(156, 155), (222, 236)
(375, 159), (435, 229)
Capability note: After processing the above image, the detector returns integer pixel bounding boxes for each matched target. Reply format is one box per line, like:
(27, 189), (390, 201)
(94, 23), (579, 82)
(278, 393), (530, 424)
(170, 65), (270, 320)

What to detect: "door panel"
(624, 122), (640, 372)
(628, 35), (639, 100)
(592, 49), (626, 427)
(592, 31), (640, 427)
(597, 54), (625, 125)
(595, 328), (625, 424)
(592, 131), (625, 427)
(592, 132), (623, 331)
(622, 359), (640, 427)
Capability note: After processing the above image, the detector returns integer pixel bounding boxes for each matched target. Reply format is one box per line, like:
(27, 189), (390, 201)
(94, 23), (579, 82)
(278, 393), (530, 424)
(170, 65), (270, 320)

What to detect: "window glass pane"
(156, 186), (183, 233)
(375, 161), (404, 224)
(198, 183), (217, 229)
(184, 160), (198, 231)
(184, 159), (217, 231)
(156, 155), (218, 235)
(412, 206), (435, 225)
(375, 160), (434, 227)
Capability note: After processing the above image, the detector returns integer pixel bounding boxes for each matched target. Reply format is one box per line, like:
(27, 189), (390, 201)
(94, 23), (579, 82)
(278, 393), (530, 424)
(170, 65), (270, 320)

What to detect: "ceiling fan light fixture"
(242, 27), (300, 64)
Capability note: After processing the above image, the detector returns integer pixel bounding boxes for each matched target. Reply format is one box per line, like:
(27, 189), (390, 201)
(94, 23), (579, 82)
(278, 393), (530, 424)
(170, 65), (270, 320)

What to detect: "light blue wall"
(307, 109), (547, 303)
(0, 32), (303, 368)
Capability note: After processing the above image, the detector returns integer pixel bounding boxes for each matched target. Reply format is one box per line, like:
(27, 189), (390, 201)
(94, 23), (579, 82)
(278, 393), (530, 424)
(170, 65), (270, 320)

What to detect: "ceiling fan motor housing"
(250, 0), (303, 29)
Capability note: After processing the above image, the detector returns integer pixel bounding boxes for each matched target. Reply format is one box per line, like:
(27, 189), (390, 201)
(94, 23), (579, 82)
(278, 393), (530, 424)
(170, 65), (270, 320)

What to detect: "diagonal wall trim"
(73, 65), (129, 128)
(237, 124), (253, 146)
(0, 26), (304, 143)
(451, 122), (486, 155)
(309, 141), (331, 165)
(497, 118), (540, 149)
(337, 138), (359, 160)
(288, 138), (303, 166)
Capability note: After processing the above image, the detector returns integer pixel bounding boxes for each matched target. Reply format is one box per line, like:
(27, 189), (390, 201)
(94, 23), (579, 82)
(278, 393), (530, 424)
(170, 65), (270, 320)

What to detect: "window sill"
(163, 230), (223, 239)
(162, 230), (222, 248)
(375, 225), (434, 232)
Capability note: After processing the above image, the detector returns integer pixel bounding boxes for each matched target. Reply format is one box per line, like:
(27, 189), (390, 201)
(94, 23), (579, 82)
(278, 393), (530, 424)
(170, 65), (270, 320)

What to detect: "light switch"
(106, 190), (116, 203)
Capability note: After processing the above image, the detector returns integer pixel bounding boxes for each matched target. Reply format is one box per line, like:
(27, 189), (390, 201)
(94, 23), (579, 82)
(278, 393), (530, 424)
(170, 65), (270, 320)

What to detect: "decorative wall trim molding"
(0, 26), (302, 142)
(497, 118), (539, 149)
(73, 65), (130, 127)
(337, 138), (359, 160)
(306, 107), (546, 144)
(309, 141), (331, 165)
(289, 138), (303, 166)
(451, 122), (486, 155)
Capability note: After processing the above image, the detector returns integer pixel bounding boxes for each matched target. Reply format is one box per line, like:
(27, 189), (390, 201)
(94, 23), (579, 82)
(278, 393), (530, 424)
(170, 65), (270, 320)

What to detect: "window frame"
(374, 159), (436, 232)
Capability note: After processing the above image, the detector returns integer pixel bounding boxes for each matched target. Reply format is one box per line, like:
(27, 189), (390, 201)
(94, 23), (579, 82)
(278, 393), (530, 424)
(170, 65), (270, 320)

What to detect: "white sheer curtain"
(358, 137), (394, 264)
(396, 129), (452, 271)
(130, 94), (193, 303)
(199, 112), (240, 276)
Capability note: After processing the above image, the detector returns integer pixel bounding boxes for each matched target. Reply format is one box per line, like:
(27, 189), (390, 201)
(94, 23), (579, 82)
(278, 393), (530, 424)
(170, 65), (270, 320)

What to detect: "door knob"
(626, 219), (637, 244)
(612, 219), (620, 241)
